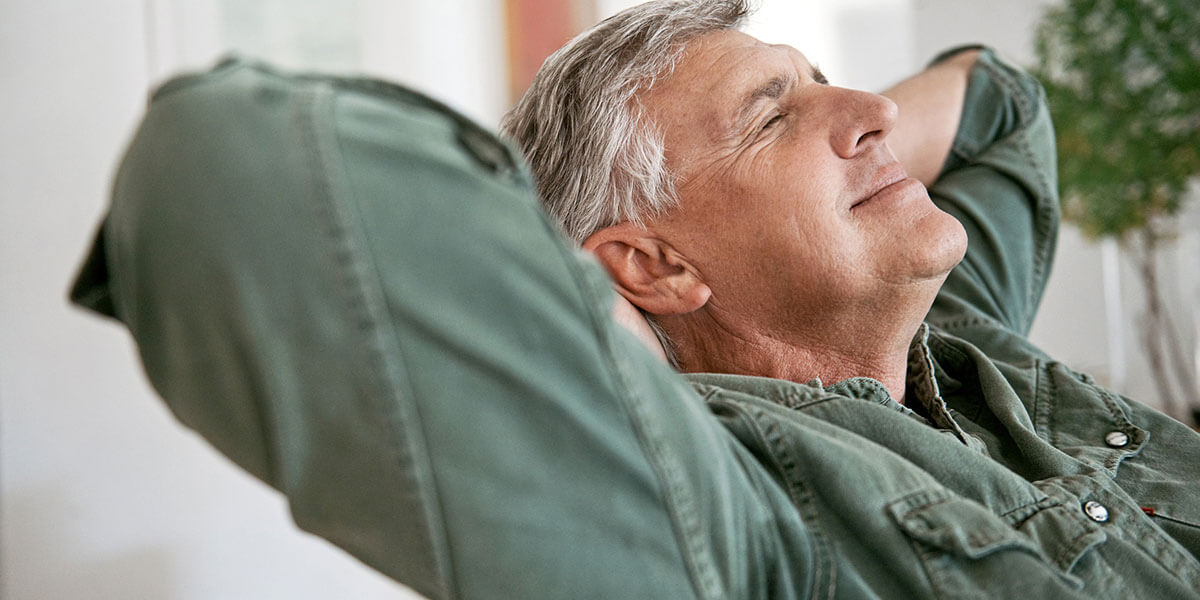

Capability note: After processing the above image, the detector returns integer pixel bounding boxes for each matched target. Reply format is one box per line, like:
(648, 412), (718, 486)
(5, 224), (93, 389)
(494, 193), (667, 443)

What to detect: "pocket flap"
(888, 488), (1042, 560)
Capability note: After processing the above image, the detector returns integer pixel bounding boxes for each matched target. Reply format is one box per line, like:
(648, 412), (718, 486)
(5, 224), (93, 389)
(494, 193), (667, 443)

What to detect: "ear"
(582, 223), (711, 315)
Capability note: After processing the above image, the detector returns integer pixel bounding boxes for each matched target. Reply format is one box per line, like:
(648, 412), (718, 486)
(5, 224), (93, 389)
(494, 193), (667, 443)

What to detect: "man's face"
(639, 30), (967, 334)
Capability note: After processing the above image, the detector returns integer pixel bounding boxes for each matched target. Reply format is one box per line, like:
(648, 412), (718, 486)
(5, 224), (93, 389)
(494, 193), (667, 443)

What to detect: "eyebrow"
(730, 65), (827, 137)
(811, 64), (828, 85)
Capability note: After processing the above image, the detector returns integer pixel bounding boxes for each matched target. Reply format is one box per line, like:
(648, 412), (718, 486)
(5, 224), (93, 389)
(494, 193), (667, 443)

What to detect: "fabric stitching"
(306, 83), (454, 598)
(561, 242), (724, 600)
(977, 54), (1058, 325)
(745, 405), (837, 599)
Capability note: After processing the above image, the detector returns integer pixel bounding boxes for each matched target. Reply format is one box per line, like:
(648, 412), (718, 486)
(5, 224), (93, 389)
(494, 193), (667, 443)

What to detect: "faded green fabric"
(71, 58), (811, 600)
(70, 50), (1200, 599)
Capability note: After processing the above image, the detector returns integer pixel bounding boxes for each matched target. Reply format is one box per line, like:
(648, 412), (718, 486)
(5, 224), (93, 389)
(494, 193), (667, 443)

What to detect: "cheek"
(729, 193), (853, 287)
(674, 140), (852, 286)
(757, 225), (857, 299)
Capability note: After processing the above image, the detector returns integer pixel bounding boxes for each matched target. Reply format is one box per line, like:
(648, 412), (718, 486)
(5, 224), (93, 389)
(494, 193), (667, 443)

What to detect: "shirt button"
(1105, 431), (1130, 447)
(1084, 501), (1109, 523)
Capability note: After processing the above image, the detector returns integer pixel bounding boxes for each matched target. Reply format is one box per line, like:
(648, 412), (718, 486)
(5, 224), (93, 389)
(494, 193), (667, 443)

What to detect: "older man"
(72, 0), (1200, 598)
(506, 1), (973, 400)
(499, 3), (1200, 597)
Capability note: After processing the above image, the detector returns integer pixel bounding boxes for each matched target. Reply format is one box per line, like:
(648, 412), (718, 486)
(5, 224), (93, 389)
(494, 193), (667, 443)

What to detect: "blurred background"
(2, 0), (1196, 597)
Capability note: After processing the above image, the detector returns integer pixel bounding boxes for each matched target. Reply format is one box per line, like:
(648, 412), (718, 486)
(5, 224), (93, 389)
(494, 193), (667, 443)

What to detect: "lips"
(851, 164), (910, 210)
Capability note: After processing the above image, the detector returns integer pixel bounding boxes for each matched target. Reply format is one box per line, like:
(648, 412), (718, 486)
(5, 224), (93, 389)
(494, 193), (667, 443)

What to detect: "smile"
(851, 170), (921, 212)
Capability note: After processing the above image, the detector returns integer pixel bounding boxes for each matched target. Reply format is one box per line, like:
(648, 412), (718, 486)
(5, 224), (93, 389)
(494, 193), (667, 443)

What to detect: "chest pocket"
(1037, 362), (1200, 558)
(1033, 361), (1148, 475)
(889, 487), (1102, 599)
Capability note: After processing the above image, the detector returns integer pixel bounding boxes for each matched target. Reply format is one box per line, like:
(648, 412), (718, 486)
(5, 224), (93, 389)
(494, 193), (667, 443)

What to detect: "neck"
(661, 300), (926, 405)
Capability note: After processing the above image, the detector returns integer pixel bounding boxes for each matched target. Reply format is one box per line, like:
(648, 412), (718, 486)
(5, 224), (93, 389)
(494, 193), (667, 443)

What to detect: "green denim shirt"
(71, 49), (1200, 599)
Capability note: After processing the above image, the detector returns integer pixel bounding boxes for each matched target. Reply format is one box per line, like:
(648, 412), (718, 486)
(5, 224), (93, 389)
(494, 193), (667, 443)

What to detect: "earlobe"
(583, 224), (711, 315)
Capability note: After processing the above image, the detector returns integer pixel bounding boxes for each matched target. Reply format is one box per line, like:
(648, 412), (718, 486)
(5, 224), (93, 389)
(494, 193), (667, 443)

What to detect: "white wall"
(144, 0), (509, 127)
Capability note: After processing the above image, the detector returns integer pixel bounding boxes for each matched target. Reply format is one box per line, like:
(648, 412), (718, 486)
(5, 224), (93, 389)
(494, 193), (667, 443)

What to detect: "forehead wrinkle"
(643, 32), (813, 175)
(729, 73), (796, 136)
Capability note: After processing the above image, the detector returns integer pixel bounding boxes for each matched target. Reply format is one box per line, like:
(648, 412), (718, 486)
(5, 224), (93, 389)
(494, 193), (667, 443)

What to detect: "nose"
(829, 88), (898, 159)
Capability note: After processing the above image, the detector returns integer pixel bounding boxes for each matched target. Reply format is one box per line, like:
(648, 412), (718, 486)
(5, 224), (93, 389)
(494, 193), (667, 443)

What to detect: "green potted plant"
(1032, 0), (1200, 422)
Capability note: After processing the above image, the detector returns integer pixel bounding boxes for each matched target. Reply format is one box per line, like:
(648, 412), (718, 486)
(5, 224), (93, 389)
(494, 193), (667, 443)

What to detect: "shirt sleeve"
(924, 47), (1060, 339)
(69, 59), (816, 600)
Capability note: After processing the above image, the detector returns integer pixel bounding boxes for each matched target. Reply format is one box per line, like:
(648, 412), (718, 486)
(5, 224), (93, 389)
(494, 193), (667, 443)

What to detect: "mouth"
(851, 164), (911, 211)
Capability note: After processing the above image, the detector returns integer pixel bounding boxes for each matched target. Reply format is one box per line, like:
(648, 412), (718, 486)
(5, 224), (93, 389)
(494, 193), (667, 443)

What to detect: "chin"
(934, 215), (969, 269)
(907, 205), (968, 278)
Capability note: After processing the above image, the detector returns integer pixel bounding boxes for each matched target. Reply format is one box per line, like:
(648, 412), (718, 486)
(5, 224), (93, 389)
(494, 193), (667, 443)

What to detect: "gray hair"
(501, 0), (752, 243)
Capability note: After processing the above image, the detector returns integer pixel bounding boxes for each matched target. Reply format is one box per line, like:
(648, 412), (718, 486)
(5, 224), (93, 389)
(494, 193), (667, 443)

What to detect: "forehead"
(667, 30), (792, 89)
(640, 30), (811, 139)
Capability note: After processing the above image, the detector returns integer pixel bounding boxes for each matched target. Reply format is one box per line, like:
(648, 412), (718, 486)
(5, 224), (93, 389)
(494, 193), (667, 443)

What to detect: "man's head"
(502, 0), (750, 244)
(504, 0), (967, 376)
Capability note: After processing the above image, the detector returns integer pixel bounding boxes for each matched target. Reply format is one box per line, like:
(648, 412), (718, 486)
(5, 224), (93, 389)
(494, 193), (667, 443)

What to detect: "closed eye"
(762, 113), (785, 130)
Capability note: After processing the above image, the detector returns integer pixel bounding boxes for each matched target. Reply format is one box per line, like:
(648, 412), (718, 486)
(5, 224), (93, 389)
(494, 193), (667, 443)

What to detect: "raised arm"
(911, 47), (1062, 339)
(881, 48), (981, 187)
(70, 58), (815, 599)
